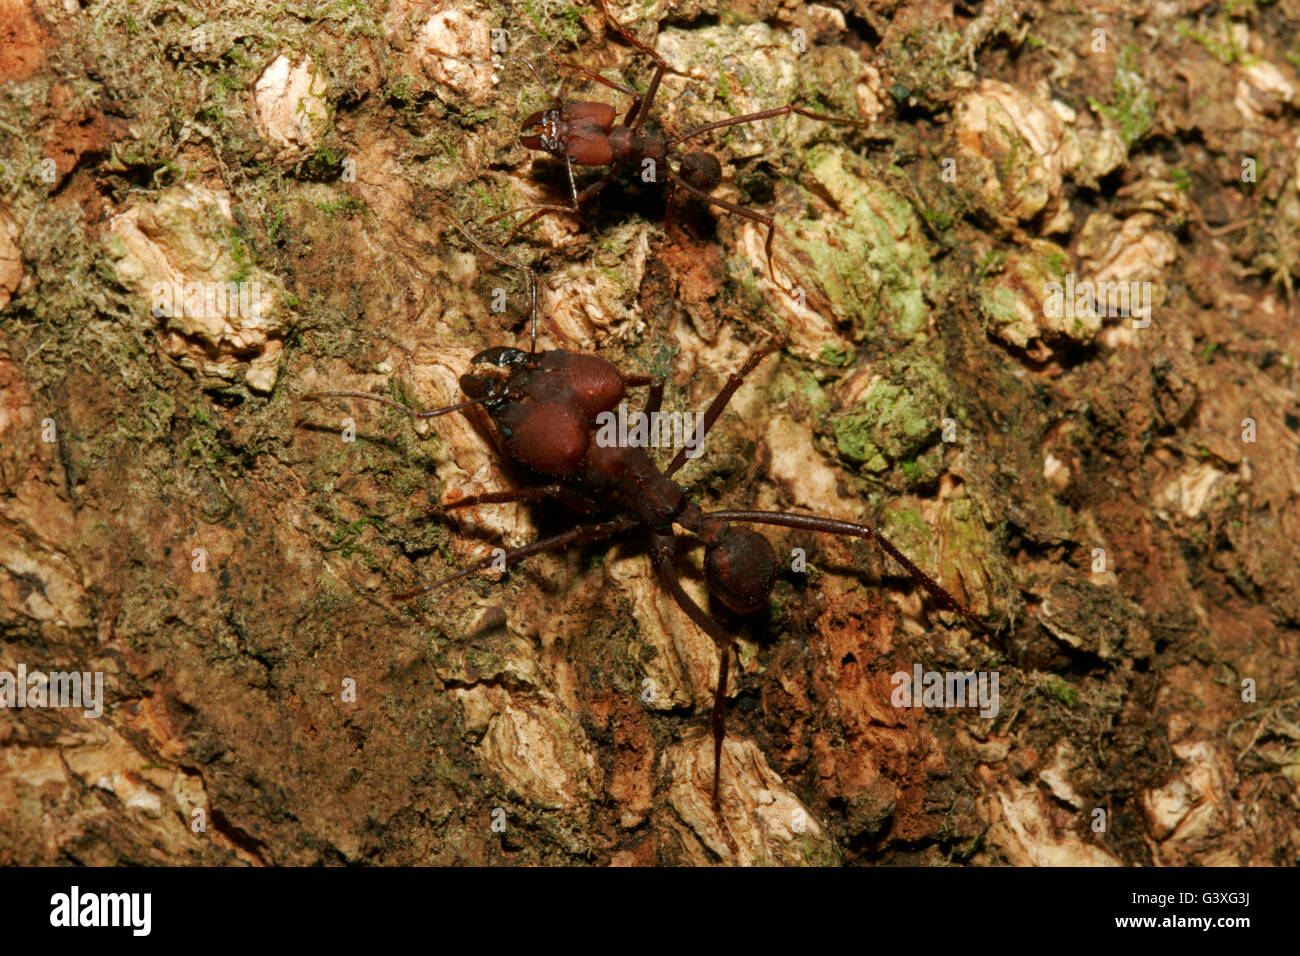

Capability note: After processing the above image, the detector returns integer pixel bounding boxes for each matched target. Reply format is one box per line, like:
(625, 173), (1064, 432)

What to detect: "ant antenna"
(453, 220), (540, 354)
(304, 391), (487, 421)
(510, 54), (566, 111)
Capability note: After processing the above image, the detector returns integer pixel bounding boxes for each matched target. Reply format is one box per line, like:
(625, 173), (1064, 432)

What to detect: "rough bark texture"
(1, 0), (1298, 865)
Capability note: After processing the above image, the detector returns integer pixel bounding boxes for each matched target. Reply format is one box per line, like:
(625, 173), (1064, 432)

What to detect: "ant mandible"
(488, 0), (877, 275)
(307, 227), (982, 841)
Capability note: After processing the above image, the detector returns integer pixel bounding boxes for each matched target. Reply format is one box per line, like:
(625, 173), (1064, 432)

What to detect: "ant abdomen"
(679, 152), (722, 192)
(704, 524), (778, 615)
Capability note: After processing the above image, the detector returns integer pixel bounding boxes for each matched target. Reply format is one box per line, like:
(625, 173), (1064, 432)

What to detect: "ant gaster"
(308, 228), (982, 842)
(489, 1), (878, 274)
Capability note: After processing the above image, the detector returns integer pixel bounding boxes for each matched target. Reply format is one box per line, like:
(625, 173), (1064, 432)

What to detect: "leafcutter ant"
(306, 228), (982, 847)
(488, 0), (880, 274)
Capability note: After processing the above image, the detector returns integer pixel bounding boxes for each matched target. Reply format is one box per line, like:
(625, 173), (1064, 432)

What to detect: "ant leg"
(648, 534), (729, 643)
(630, 60), (665, 132)
(664, 348), (772, 477)
(712, 646), (731, 811)
(704, 510), (984, 631)
(623, 374), (665, 417)
(395, 516), (635, 602)
(513, 56), (565, 111)
(668, 104), (880, 149)
(557, 60), (644, 124)
(668, 172), (783, 279)
(593, 0), (667, 63)
(485, 163), (623, 248)
(648, 536), (731, 795)
(590, 0), (668, 130)
(663, 174), (677, 234)
(485, 154), (581, 236)
(648, 532), (740, 854)
(444, 486), (598, 514)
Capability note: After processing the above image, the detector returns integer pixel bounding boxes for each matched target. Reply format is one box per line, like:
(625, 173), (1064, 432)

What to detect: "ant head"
(679, 151), (722, 192)
(460, 347), (530, 404)
(703, 524), (777, 615)
(521, 108), (563, 155)
(538, 351), (625, 420)
(501, 400), (590, 476)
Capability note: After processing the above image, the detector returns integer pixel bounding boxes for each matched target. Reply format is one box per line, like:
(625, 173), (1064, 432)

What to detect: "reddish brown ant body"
(308, 230), (981, 836)
(489, 1), (878, 272)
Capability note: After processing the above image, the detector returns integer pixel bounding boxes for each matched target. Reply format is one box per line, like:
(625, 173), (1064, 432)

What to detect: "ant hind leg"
(648, 533), (740, 855)
(667, 172), (784, 281)
(703, 509), (985, 633)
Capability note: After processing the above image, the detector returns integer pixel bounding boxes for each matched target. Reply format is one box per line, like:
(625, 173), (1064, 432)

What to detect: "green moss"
(789, 146), (933, 346)
(1043, 675), (1078, 708)
(827, 351), (953, 483)
(330, 515), (384, 559)
(1087, 44), (1155, 147)
(879, 29), (965, 109)
(1175, 22), (1240, 64)
(314, 195), (367, 217)
(818, 342), (855, 367)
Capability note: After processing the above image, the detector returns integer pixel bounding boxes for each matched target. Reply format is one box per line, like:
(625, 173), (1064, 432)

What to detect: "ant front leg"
(664, 348), (772, 477)
(483, 158), (582, 240)
(485, 163), (624, 246)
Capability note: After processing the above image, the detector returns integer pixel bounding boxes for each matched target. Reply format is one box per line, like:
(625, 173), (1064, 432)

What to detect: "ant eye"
(705, 526), (777, 615)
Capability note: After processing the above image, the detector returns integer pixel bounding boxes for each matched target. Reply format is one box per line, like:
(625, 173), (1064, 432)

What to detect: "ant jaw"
(520, 108), (563, 154)
(470, 346), (530, 368)
(461, 348), (533, 404)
